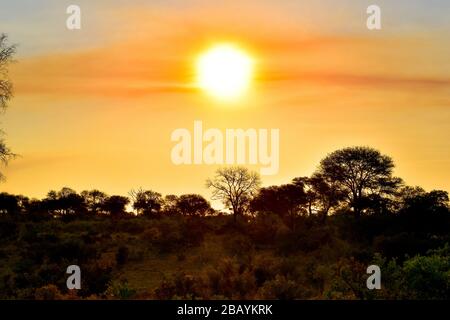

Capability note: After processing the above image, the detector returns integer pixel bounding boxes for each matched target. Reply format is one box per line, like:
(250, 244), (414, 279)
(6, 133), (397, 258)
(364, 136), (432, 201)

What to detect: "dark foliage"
(0, 147), (448, 299)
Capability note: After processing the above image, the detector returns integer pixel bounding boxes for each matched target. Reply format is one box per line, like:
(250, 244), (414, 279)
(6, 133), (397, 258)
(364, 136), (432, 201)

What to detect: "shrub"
(223, 234), (254, 265)
(34, 284), (63, 300)
(154, 273), (200, 299)
(402, 252), (450, 299)
(79, 261), (113, 297)
(106, 278), (136, 299)
(257, 275), (299, 299)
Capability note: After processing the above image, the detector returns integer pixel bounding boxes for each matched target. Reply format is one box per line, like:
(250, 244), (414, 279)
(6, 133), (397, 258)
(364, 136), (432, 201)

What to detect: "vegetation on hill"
(0, 147), (448, 300)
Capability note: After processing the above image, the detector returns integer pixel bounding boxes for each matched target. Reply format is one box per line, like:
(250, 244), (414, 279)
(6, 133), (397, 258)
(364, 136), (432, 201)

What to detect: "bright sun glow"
(196, 44), (254, 100)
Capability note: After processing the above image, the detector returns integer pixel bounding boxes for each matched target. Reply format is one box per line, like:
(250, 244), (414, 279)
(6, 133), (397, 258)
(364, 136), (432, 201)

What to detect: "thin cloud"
(261, 71), (450, 89)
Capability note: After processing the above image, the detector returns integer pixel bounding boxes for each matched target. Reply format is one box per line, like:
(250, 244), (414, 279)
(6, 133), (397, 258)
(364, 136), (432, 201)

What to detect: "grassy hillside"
(1, 211), (448, 300)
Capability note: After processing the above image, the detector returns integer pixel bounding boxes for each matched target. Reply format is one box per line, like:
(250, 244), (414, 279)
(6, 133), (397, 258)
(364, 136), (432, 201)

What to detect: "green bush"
(106, 278), (136, 299)
(402, 251), (450, 299)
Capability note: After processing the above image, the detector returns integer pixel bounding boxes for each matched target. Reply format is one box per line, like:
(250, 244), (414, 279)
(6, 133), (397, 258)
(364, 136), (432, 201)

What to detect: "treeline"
(1, 146), (448, 224)
(0, 146), (449, 300)
(0, 189), (214, 218)
(0, 181), (447, 232)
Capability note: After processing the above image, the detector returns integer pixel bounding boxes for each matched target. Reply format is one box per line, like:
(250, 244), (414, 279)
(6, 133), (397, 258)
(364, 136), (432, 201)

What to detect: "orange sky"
(1, 1), (450, 204)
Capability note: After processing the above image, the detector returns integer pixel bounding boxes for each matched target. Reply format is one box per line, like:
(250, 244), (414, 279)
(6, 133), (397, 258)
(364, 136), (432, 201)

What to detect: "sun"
(196, 44), (254, 100)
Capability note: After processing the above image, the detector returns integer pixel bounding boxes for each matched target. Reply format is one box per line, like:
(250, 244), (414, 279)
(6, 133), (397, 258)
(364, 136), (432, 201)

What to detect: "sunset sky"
(1, 0), (450, 204)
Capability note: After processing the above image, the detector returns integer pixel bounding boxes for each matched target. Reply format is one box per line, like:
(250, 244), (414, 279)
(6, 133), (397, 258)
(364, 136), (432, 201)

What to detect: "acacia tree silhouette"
(315, 146), (402, 216)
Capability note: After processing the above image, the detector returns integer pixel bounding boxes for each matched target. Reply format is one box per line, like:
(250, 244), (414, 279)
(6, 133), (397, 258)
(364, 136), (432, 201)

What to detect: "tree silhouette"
(175, 194), (212, 217)
(315, 146), (402, 216)
(0, 192), (20, 215)
(43, 187), (86, 215)
(102, 195), (129, 217)
(206, 166), (261, 222)
(0, 34), (15, 110)
(293, 174), (345, 221)
(399, 186), (449, 216)
(162, 194), (179, 214)
(129, 188), (163, 217)
(0, 34), (16, 181)
(81, 189), (108, 214)
(250, 183), (307, 229)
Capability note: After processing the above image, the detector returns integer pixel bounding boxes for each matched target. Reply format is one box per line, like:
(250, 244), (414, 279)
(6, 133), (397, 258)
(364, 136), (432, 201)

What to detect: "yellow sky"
(2, 1), (450, 203)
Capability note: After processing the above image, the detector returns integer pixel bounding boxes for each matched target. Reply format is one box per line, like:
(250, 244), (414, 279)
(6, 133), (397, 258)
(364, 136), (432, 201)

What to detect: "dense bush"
(0, 189), (448, 300)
